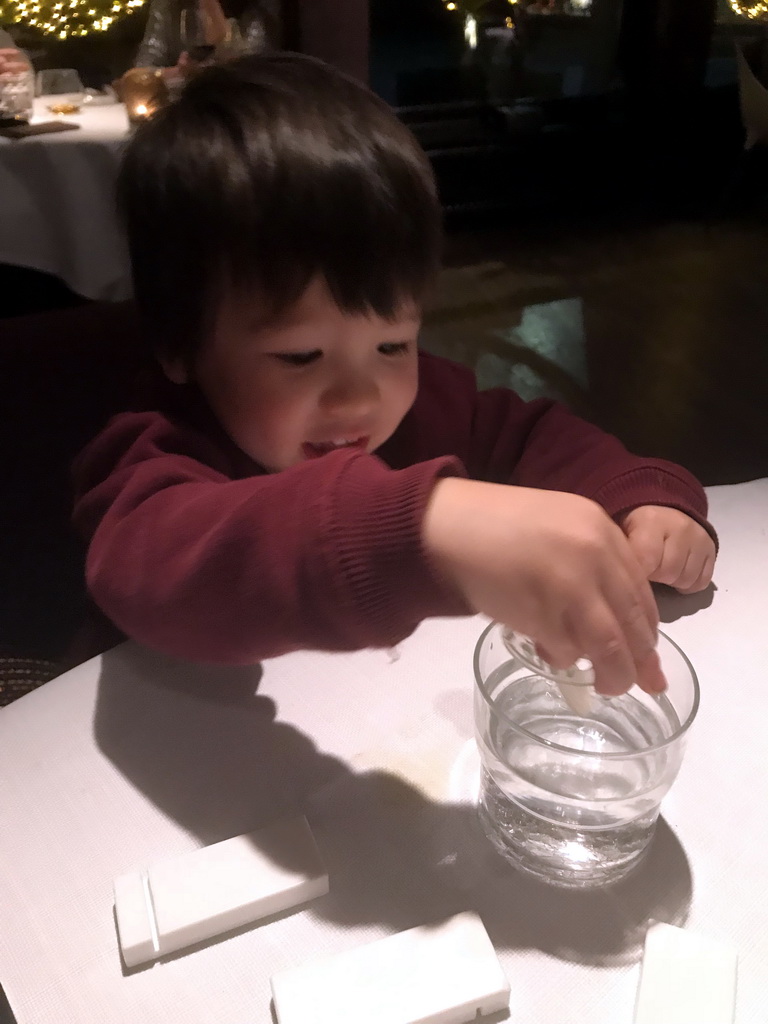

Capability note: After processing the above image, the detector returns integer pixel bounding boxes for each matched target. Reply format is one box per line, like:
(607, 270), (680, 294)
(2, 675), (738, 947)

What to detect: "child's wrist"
(422, 478), (473, 599)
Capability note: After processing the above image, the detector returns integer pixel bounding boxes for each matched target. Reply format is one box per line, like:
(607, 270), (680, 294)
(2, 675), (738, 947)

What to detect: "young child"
(73, 53), (717, 697)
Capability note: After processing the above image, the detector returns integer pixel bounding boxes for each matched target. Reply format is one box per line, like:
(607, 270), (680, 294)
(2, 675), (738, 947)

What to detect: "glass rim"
(473, 621), (700, 758)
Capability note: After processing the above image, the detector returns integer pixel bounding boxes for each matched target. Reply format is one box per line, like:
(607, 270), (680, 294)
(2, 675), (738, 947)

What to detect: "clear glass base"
(478, 772), (656, 890)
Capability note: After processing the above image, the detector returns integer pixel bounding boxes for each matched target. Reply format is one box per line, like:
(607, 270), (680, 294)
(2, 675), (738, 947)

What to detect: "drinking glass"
(473, 621), (699, 888)
(0, 69), (34, 122)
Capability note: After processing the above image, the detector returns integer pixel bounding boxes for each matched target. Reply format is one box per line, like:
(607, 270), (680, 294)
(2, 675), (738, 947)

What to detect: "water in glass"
(476, 666), (683, 887)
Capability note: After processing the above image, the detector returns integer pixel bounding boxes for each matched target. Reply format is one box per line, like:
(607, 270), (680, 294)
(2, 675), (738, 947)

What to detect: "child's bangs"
(219, 163), (441, 324)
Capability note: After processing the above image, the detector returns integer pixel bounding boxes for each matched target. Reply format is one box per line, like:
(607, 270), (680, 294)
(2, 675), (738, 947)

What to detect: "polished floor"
(424, 216), (768, 487)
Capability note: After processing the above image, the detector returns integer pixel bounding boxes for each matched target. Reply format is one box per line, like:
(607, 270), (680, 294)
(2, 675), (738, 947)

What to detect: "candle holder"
(120, 68), (169, 125)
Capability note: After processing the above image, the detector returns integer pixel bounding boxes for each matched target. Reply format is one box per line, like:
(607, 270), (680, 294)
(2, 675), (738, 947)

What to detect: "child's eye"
(378, 342), (409, 357)
(272, 350), (322, 367)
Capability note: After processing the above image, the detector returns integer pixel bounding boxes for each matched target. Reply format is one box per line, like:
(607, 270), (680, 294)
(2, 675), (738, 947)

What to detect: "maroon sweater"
(72, 351), (712, 664)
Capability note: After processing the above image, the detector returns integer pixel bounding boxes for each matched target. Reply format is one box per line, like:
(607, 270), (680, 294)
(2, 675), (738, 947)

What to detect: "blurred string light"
(728, 0), (768, 18)
(464, 13), (477, 46)
(0, 0), (145, 38)
(443, 0), (519, 47)
(440, 0), (517, 16)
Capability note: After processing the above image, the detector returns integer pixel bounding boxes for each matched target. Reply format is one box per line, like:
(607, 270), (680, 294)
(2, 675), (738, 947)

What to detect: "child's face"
(166, 277), (421, 472)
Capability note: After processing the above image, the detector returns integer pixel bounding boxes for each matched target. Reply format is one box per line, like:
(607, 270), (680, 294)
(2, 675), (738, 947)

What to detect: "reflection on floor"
(424, 218), (768, 486)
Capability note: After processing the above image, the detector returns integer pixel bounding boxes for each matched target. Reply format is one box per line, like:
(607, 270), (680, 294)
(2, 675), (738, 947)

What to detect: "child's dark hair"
(117, 53), (442, 361)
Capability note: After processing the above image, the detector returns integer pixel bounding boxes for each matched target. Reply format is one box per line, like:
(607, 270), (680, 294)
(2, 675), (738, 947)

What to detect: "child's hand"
(619, 506), (716, 595)
(423, 479), (665, 698)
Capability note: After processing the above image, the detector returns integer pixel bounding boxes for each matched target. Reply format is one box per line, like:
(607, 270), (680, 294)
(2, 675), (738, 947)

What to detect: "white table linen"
(1, 479), (766, 1024)
(0, 97), (131, 301)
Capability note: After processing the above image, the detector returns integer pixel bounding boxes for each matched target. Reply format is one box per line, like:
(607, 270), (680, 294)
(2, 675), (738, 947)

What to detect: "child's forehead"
(220, 276), (422, 332)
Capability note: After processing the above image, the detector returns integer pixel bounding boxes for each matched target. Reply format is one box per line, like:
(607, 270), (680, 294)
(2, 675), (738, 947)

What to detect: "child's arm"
(75, 408), (664, 696)
(464, 379), (717, 595)
(407, 352), (712, 535)
(73, 411), (470, 665)
(471, 384), (709, 529)
(402, 353), (717, 594)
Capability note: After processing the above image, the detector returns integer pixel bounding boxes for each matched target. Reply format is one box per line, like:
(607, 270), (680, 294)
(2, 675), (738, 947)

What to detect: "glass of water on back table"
(473, 622), (699, 889)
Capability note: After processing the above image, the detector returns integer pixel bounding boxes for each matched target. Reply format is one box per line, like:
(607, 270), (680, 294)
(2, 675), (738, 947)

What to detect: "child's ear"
(158, 355), (189, 384)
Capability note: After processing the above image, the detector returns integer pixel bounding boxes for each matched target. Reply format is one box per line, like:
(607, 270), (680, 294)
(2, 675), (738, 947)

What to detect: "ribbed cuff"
(593, 463), (718, 548)
(321, 452), (471, 648)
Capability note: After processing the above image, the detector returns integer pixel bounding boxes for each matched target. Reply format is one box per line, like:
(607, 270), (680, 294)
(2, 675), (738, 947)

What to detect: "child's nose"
(322, 374), (380, 416)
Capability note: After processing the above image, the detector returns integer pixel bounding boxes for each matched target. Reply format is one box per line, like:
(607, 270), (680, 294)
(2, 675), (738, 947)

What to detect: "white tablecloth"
(0, 97), (131, 301)
(1, 479), (767, 1024)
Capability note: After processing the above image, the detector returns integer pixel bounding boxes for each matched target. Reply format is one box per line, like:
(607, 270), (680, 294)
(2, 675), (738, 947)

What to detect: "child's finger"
(534, 635), (580, 671)
(677, 550), (716, 594)
(577, 616), (637, 695)
(623, 521), (665, 579)
(574, 584), (659, 696)
(636, 647), (667, 696)
(648, 536), (689, 587)
(674, 549), (707, 592)
(701, 550), (716, 588)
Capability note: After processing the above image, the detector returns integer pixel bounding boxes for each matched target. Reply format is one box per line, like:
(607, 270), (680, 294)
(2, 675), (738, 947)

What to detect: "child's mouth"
(302, 437), (369, 459)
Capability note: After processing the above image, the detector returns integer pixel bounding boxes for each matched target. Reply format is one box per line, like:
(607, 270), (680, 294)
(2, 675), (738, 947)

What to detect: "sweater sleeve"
(72, 413), (468, 664)
(134, 0), (176, 69)
(466, 382), (714, 540)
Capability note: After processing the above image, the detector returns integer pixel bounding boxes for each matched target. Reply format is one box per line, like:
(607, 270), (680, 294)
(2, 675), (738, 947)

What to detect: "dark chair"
(0, 301), (147, 701)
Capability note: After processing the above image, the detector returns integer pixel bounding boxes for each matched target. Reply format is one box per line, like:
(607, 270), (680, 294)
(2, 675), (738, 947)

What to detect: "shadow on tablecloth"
(94, 643), (691, 970)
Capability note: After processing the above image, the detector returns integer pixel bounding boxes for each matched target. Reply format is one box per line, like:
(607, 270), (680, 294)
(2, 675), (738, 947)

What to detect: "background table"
(1, 479), (766, 1024)
(0, 97), (131, 302)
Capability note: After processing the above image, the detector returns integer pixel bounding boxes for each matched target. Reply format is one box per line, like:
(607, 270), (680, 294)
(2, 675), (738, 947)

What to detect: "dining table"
(0, 477), (766, 1024)
(0, 95), (132, 302)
